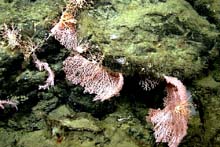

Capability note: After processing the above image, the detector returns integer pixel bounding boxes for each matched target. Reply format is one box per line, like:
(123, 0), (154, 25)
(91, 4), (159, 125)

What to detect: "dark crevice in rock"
(185, 0), (220, 29)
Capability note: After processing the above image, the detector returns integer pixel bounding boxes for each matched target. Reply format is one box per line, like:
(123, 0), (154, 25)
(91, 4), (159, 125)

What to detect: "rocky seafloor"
(0, 0), (220, 147)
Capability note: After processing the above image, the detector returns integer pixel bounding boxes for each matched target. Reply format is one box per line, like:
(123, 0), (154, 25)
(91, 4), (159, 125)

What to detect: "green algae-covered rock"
(191, 71), (220, 146)
(0, 0), (65, 28)
(0, 0), (219, 147)
(186, 0), (220, 28)
(47, 107), (102, 133)
(0, 0), (70, 135)
(0, 0), (67, 95)
(47, 106), (102, 132)
(59, 117), (101, 132)
(44, 104), (151, 147)
(0, 0), (69, 109)
(0, 46), (23, 98)
(100, 103), (152, 147)
(195, 92), (220, 146)
(67, 86), (117, 117)
(78, 0), (219, 78)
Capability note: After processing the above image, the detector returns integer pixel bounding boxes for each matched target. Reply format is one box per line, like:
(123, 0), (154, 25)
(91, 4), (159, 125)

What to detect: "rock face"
(78, 0), (219, 78)
(0, 0), (220, 147)
(192, 69), (220, 146)
(186, 0), (220, 29)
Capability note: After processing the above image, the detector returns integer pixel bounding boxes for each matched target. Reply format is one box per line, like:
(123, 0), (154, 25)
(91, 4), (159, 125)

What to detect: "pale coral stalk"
(32, 54), (55, 90)
(0, 100), (17, 110)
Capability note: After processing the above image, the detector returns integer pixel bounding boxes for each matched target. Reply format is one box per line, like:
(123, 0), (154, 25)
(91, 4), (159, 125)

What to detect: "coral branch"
(32, 54), (55, 90)
(0, 100), (17, 110)
(63, 54), (124, 101)
(2, 24), (20, 49)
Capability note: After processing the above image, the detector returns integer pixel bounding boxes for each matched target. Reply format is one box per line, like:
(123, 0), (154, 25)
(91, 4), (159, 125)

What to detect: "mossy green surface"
(0, 104), (151, 147)
(192, 56), (220, 146)
(186, 0), (220, 28)
(78, 0), (219, 78)
(0, 0), (65, 25)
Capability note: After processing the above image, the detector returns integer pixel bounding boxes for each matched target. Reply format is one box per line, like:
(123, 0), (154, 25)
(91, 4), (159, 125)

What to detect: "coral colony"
(2, 25), (55, 90)
(147, 76), (190, 147)
(63, 55), (124, 101)
(1, 0), (191, 147)
(2, 24), (20, 49)
(53, 1), (191, 146)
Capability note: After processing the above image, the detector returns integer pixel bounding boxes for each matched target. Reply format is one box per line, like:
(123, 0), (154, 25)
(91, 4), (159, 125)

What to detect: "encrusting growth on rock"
(70, 0), (87, 8)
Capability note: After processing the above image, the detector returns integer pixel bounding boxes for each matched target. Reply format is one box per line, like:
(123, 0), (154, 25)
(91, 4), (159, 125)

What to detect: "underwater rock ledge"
(78, 0), (219, 79)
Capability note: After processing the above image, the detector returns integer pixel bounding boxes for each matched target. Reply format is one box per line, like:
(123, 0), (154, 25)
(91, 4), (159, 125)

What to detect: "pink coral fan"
(147, 76), (190, 147)
(63, 54), (124, 101)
